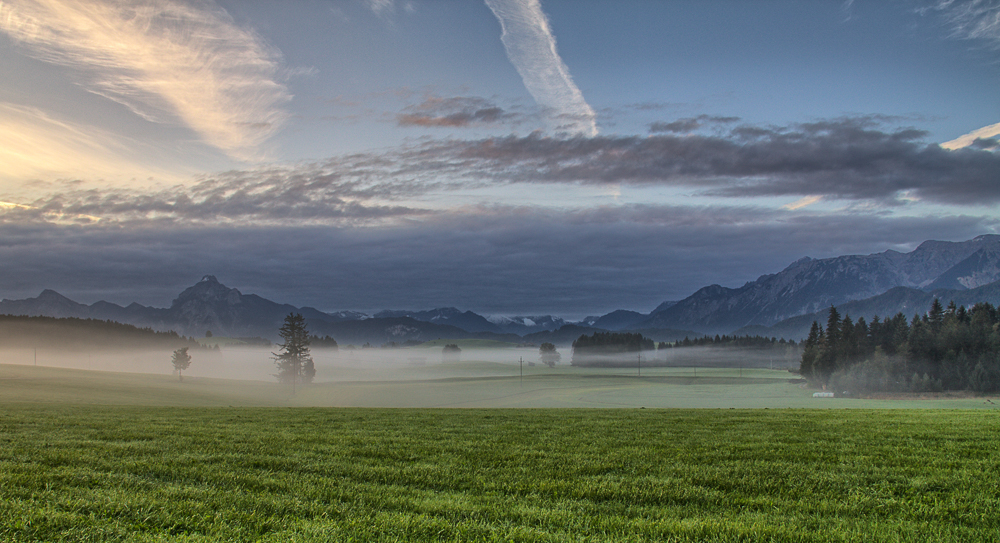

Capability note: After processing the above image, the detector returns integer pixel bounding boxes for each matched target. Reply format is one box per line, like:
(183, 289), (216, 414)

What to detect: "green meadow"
(1, 362), (998, 541)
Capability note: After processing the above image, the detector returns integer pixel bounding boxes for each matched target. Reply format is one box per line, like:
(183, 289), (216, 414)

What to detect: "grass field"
(1, 406), (998, 542)
(2, 362), (998, 541)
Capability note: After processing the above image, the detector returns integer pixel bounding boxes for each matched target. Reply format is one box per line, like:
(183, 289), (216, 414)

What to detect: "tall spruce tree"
(800, 321), (824, 378)
(273, 313), (315, 392)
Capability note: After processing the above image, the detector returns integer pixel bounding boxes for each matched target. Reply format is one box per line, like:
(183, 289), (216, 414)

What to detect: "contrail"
(484, 0), (597, 136)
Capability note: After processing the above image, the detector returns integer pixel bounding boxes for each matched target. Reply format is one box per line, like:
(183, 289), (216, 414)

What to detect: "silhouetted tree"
(800, 321), (824, 379)
(571, 332), (654, 366)
(442, 343), (462, 362)
(805, 300), (1000, 393)
(273, 313), (315, 392)
(539, 342), (561, 367)
(171, 347), (192, 381)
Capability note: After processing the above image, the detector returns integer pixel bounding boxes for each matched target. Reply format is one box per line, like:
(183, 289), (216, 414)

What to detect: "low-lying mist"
(3, 344), (798, 384)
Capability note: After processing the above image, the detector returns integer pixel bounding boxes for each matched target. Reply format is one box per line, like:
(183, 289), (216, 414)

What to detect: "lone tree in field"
(539, 342), (561, 367)
(442, 343), (462, 362)
(171, 347), (192, 381)
(273, 313), (315, 392)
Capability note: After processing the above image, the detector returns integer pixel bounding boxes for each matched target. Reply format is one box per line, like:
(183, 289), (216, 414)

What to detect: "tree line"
(800, 300), (1000, 393)
(0, 315), (203, 351)
(660, 334), (800, 350)
(571, 332), (654, 366)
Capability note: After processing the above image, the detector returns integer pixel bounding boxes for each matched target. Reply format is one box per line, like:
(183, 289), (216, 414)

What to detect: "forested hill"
(0, 315), (202, 351)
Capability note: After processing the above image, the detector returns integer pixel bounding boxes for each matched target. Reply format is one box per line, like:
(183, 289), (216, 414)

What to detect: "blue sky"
(0, 0), (998, 319)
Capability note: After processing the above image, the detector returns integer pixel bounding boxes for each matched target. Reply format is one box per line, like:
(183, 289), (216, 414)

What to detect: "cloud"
(8, 115), (997, 226)
(0, 102), (188, 188)
(483, 0), (597, 136)
(783, 196), (824, 210)
(649, 115), (741, 134)
(919, 0), (1000, 149)
(365, 0), (395, 16)
(0, 0), (291, 160)
(364, 0), (414, 17)
(12, 115), (996, 224)
(410, 117), (1000, 205)
(0, 203), (993, 317)
(397, 96), (516, 128)
(0, 157), (438, 227)
(925, 0), (1000, 45)
(941, 121), (1000, 150)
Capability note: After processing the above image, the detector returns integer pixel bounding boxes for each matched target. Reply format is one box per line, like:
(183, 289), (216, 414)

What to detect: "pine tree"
(825, 306), (842, 348)
(273, 313), (314, 392)
(928, 298), (945, 329)
(800, 321), (824, 378)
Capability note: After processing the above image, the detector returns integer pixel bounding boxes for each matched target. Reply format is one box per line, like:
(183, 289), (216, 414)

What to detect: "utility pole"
(519, 357), (523, 385)
(34, 347), (37, 366)
(638, 353), (641, 377)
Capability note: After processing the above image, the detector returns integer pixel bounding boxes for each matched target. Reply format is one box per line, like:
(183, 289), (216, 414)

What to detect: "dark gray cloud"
(971, 137), (999, 151)
(397, 96), (518, 128)
(649, 115), (740, 134)
(415, 117), (1000, 205)
(5, 115), (997, 230)
(0, 204), (993, 318)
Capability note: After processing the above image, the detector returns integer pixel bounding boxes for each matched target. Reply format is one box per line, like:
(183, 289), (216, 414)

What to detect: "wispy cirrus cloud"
(927, 0), (1000, 45)
(483, 0), (597, 136)
(0, 102), (187, 187)
(0, 0), (291, 160)
(364, 0), (414, 17)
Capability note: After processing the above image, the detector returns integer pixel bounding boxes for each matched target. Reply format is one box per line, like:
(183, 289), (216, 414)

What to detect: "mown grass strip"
(0, 407), (997, 542)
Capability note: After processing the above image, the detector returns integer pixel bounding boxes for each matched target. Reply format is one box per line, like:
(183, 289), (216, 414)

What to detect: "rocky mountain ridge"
(4, 235), (1000, 344)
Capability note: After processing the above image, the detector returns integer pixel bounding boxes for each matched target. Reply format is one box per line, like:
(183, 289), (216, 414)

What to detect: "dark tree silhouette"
(539, 342), (561, 367)
(171, 347), (192, 381)
(801, 300), (1000, 393)
(273, 313), (315, 392)
(442, 343), (462, 362)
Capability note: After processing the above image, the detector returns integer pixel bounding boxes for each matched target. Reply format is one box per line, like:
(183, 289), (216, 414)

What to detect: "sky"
(0, 0), (998, 320)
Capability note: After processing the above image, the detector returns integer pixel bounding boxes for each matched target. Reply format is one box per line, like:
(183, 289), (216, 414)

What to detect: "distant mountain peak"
(37, 288), (71, 300)
(641, 234), (1000, 335)
(171, 276), (242, 309)
(784, 256), (813, 271)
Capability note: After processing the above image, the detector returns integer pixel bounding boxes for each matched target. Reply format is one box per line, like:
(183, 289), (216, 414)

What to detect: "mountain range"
(3, 235), (1000, 345)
